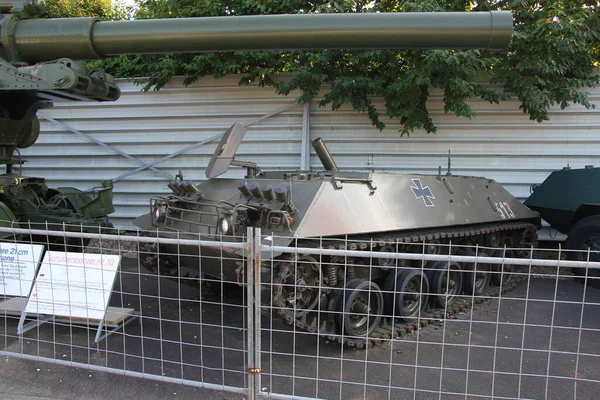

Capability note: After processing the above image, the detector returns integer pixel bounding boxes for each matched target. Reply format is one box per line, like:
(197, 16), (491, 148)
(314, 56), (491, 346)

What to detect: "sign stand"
(16, 302), (139, 343)
(18, 313), (54, 336)
(15, 251), (138, 343)
(93, 306), (139, 342)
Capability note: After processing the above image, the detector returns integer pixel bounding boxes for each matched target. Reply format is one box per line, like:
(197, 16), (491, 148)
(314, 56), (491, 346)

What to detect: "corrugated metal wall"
(22, 75), (600, 239)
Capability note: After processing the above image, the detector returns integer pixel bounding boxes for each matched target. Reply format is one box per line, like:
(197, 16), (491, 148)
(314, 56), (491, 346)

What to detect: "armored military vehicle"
(525, 166), (600, 278)
(135, 123), (540, 339)
(0, 1), (539, 340)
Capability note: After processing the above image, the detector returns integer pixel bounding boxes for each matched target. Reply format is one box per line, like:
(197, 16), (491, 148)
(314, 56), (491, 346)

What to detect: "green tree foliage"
(44, 0), (130, 20)
(104, 0), (599, 135)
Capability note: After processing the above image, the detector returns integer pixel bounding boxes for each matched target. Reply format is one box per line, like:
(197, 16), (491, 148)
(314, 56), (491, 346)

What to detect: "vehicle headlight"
(152, 201), (167, 224)
(217, 217), (233, 236)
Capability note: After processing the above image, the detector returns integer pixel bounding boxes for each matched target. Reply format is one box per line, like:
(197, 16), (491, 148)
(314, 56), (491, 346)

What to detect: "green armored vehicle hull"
(136, 166), (540, 279)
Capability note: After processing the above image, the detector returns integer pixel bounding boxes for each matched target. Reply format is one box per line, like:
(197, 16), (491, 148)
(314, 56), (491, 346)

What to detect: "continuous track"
(266, 221), (536, 348)
(139, 221), (537, 348)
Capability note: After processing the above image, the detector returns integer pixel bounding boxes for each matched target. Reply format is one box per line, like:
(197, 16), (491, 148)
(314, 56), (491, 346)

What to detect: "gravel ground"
(85, 234), (139, 259)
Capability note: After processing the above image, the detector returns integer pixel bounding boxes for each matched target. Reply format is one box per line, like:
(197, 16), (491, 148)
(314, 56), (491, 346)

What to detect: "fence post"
(246, 228), (262, 399)
(245, 227), (255, 399)
(253, 228), (262, 398)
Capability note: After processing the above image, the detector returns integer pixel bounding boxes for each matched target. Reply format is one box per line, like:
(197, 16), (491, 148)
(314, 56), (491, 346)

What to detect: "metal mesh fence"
(0, 225), (249, 396)
(0, 225), (598, 399)
(257, 235), (600, 400)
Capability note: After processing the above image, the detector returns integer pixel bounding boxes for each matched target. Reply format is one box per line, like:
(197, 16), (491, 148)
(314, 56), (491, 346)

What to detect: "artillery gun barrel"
(8, 11), (513, 63)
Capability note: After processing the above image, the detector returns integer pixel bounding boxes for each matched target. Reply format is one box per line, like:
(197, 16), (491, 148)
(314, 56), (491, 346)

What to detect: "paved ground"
(0, 357), (236, 400)
(1, 258), (599, 399)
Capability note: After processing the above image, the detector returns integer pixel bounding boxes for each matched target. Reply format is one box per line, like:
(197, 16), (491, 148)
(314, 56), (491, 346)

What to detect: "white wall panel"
(19, 75), (600, 242)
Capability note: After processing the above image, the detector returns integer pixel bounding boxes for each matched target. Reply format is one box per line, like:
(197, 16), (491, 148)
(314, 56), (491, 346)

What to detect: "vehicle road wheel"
(566, 215), (600, 279)
(423, 260), (439, 283)
(429, 261), (462, 308)
(335, 279), (383, 337)
(383, 269), (429, 321)
(490, 249), (517, 286)
(462, 251), (491, 296)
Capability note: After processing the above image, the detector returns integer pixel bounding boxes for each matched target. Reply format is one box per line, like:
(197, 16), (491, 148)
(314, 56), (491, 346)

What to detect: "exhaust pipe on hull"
(311, 138), (339, 172)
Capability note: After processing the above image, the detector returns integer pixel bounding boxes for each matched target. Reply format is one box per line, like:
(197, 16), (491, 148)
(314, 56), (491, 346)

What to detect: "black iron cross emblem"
(411, 178), (435, 207)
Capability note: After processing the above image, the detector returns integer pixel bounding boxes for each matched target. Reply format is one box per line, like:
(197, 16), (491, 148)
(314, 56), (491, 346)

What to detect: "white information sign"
(0, 243), (44, 297)
(25, 251), (121, 320)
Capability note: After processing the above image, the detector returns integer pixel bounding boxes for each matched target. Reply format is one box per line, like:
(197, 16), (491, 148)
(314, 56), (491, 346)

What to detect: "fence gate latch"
(247, 367), (263, 375)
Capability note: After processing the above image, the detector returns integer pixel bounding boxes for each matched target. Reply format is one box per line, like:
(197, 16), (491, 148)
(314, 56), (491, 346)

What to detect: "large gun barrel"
(0, 4), (514, 165)
(5, 11), (513, 63)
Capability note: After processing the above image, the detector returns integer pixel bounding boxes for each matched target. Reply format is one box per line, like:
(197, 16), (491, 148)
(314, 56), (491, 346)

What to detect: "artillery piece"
(0, 0), (539, 341)
(0, 1), (118, 244)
